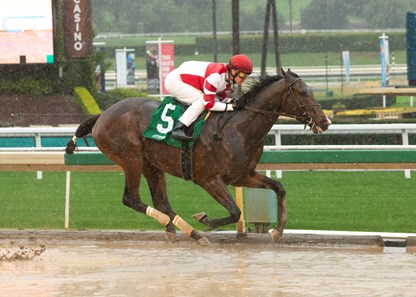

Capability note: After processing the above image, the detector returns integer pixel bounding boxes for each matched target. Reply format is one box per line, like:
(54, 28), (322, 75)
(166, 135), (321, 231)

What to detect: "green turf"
(0, 171), (415, 233)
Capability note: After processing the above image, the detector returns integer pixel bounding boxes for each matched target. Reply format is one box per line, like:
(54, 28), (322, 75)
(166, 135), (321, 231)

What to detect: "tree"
(92, 0), (140, 33)
(343, 0), (369, 18)
(363, 0), (414, 29)
(300, 0), (349, 30)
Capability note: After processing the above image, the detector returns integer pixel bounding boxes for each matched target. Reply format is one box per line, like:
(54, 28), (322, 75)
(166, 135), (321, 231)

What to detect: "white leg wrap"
(146, 206), (170, 226)
(172, 215), (194, 237)
(72, 136), (77, 143)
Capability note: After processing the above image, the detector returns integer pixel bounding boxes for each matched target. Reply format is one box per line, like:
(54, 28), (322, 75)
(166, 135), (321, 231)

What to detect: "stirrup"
(172, 130), (194, 141)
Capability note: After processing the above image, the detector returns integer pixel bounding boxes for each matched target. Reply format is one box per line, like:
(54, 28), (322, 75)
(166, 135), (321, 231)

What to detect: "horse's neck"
(241, 113), (277, 140)
(237, 80), (284, 138)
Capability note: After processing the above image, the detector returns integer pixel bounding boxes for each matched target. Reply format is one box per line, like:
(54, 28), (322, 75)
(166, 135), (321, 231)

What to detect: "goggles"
(236, 70), (249, 79)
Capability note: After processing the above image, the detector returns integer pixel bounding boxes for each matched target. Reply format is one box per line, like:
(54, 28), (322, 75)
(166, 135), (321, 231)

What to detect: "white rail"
(266, 124), (416, 178)
(1, 123), (415, 138)
(0, 127), (77, 178)
(265, 145), (416, 150)
(1, 124), (416, 151)
(0, 126), (76, 136)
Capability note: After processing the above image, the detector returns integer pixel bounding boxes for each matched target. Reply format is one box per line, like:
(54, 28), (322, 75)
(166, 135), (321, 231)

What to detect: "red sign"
(160, 42), (174, 95)
(63, 0), (93, 59)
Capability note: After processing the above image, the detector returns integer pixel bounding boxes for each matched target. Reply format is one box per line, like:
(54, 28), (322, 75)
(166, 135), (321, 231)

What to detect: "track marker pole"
(65, 171), (71, 230)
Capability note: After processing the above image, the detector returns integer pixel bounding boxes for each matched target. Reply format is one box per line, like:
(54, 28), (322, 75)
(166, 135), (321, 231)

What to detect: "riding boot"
(171, 121), (194, 141)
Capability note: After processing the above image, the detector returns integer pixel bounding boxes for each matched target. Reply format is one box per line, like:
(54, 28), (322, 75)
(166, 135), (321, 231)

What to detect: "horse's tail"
(65, 114), (101, 154)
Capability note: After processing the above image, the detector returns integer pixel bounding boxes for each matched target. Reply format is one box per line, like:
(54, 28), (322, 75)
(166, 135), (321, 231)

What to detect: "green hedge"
(319, 95), (396, 110)
(0, 64), (59, 95)
(195, 31), (405, 54)
(73, 87), (101, 115)
(100, 31), (405, 59)
(0, 62), (95, 95)
(95, 88), (150, 110)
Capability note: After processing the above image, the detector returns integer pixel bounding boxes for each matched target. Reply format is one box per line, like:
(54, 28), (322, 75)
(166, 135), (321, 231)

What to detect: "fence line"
(2, 123), (416, 142)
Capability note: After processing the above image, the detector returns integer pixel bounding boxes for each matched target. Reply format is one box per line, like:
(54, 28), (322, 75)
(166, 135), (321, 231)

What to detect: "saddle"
(143, 96), (207, 147)
(143, 96), (208, 180)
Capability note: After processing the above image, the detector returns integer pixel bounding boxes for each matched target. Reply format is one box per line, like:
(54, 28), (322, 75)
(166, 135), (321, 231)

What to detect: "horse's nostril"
(322, 118), (332, 128)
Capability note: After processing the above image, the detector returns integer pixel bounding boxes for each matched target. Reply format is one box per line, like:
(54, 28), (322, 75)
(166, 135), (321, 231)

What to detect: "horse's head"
(280, 69), (331, 134)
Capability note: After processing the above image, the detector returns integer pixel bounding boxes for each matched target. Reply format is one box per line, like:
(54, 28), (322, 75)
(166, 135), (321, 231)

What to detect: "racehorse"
(66, 69), (331, 245)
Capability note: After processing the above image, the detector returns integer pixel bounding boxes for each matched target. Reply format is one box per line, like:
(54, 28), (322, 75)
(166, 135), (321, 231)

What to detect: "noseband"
(244, 77), (321, 129)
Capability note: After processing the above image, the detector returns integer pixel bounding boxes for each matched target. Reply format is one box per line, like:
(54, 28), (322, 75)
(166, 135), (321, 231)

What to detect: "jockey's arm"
(203, 74), (233, 111)
(203, 94), (234, 112)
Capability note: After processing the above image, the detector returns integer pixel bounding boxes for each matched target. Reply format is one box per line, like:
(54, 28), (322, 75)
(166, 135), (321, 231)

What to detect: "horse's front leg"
(234, 172), (287, 243)
(193, 178), (241, 229)
(143, 162), (210, 245)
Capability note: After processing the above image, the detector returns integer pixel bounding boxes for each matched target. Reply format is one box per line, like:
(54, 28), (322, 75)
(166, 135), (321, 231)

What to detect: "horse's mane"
(240, 70), (301, 101)
(241, 75), (283, 101)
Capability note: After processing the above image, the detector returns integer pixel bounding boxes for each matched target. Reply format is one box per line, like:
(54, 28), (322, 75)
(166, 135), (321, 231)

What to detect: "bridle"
(213, 75), (322, 141)
(243, 76), (321, 129)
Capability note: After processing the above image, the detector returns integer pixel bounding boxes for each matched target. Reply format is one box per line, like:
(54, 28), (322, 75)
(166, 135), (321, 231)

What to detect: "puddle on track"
(1, 241), (415, 297)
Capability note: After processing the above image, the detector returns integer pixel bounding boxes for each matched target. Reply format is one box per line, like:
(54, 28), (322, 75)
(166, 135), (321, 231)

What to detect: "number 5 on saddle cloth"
(143, 96), (207, 148)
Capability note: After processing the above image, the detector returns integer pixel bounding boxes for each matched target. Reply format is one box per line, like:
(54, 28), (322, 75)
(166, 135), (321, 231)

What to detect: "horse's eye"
(299, 90), (309, 97)
(299, 87), (313, 97)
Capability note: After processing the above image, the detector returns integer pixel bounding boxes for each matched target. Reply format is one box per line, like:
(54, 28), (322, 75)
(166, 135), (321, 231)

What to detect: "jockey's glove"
(211, 101), (234, 111)
(231, 98), (246, 110)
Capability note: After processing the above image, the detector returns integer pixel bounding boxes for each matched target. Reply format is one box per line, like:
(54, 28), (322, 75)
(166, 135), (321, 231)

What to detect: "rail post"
(35, 133), (43, 180)
(235, 187), (245, 234)
(65, 171), (71, 230)
(401, 129), (411, 179)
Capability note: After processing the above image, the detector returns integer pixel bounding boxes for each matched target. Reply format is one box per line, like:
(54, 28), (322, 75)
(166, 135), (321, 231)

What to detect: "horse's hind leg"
(142, 162), (210, 245)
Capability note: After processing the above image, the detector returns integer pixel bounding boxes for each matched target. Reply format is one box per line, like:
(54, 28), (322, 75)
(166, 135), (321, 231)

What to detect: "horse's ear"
(286, 68), (299, 78)
(281, 68), (286, 77)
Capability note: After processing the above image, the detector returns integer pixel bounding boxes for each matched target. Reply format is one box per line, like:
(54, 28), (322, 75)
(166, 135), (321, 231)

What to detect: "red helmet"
(228, 54), (253, 74)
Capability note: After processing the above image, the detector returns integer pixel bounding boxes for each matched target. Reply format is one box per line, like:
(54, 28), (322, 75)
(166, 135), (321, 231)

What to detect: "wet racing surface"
(1, 231), (415, 297)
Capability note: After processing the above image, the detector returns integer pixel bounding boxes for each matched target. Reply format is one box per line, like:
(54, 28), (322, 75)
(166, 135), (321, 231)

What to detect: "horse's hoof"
(164, 231), (177, 243)
(65, 140), (75, 154)
(192, 212), (207, 222)
(269, 229), (282, 243)
(196, 237), (211, 246)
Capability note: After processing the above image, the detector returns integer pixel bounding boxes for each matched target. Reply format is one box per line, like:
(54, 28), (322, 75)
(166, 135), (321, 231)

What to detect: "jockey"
(164, 54), (253, 141)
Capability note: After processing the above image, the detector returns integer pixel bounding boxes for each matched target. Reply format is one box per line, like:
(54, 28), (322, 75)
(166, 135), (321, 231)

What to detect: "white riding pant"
(164, 69), (206, 126)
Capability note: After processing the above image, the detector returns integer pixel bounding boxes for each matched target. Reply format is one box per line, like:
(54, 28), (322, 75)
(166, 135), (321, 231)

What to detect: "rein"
(243, 76), (321, 128)
(244, 105), (280, 116)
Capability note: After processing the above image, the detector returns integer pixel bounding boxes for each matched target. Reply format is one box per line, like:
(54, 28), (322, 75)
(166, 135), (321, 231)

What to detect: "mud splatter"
(0, 242), (46, 261)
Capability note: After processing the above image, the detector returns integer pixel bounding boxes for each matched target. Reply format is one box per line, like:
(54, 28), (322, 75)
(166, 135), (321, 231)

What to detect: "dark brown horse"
(66, 69), (331, 245)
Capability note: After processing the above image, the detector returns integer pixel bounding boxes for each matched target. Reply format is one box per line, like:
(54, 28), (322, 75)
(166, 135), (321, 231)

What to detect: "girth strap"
(181, 141), (193, 181)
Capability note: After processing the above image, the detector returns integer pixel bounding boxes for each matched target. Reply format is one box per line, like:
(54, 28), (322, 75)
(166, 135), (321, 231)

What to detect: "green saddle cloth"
(143, 96), (205, 148)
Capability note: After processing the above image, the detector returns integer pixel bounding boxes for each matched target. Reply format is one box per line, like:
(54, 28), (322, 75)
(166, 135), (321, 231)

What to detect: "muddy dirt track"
(1, 230), (416, 297)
